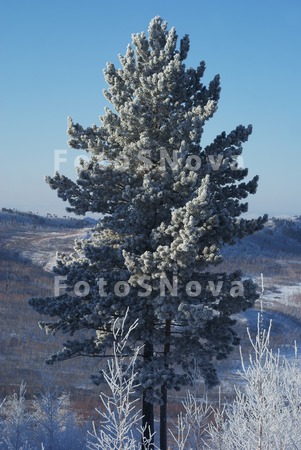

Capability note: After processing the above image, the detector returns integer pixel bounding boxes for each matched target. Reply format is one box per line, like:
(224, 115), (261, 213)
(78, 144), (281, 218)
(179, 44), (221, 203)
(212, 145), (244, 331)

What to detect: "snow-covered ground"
(0, 208), (94, 270)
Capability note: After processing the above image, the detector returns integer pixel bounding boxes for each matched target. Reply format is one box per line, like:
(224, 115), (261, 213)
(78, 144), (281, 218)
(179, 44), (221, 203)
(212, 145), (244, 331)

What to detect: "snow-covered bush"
(206, 312), (301, 449)
(174, 391), (211, 450)
(0, 397), (6, 448)
(32, 385), (86, 450)
(0, 382), (86, 450)
(168, 283), (301, 450)
(87, 311), (155, 450)
(0, 382), (32, 449)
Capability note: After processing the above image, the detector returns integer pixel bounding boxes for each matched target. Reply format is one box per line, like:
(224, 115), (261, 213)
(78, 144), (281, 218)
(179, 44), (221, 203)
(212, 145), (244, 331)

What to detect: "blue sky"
(1, 0), (300, 217)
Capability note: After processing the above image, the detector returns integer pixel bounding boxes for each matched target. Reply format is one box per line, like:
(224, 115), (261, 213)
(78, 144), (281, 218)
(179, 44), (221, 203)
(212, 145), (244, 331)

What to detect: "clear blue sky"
(1, 0), (300, 217)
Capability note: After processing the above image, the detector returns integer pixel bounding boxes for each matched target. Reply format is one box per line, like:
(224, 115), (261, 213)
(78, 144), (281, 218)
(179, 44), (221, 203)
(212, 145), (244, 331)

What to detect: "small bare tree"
(87, 311), (155, 450)
(169, 391), (212, 450)
(32, 385), (85, 450)
(1, 381), (32, 450)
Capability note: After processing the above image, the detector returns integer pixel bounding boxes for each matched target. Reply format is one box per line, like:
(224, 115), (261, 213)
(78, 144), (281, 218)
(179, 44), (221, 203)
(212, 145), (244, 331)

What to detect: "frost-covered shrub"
(0, 382), (86, 450)
(169, 302), (301, 450)
(0, 397), (6, 448)
(87, 312), (155, 450)
(169, 388), (213, 450)
(206, 313), (301, 449)
(32, 386), (86, 450)
(0, 382), (32, 450)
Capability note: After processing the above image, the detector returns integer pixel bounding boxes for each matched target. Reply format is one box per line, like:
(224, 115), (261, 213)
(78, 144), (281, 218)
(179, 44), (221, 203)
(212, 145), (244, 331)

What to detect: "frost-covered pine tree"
(30, 16), (267, 449)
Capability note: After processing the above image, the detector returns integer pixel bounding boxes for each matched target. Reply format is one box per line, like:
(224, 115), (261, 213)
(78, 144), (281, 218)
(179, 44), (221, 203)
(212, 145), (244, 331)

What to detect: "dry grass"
(0, 229), (104, 414)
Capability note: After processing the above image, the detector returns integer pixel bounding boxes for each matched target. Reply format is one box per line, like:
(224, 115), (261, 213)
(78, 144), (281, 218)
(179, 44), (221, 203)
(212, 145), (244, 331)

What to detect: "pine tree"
(29, 16), (267, 449)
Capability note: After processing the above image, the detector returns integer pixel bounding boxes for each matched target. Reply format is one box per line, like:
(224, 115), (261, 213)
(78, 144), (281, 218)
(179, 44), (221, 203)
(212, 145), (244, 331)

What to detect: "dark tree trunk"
(142, 341), (154, 449)
(160, 319), (171, 450)
(160, 382), (168, 450)
(142, 389), (154, 448)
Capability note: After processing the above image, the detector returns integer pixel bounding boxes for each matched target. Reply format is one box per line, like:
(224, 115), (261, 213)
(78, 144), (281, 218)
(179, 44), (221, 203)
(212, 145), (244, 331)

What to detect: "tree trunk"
(160, 382), (168, 450)
(142, 389), (154, 448)
(160, 319), (171, 450)
(142, 341), (154, 449)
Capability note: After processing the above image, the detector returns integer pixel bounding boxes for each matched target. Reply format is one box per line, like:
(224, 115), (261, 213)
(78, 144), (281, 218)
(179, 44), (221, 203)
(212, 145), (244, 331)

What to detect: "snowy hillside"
(2, 209), (301, 268)
(0, 208), (97, 271)
(223, 215), (301, 257)
(0, 208), (97, 230)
